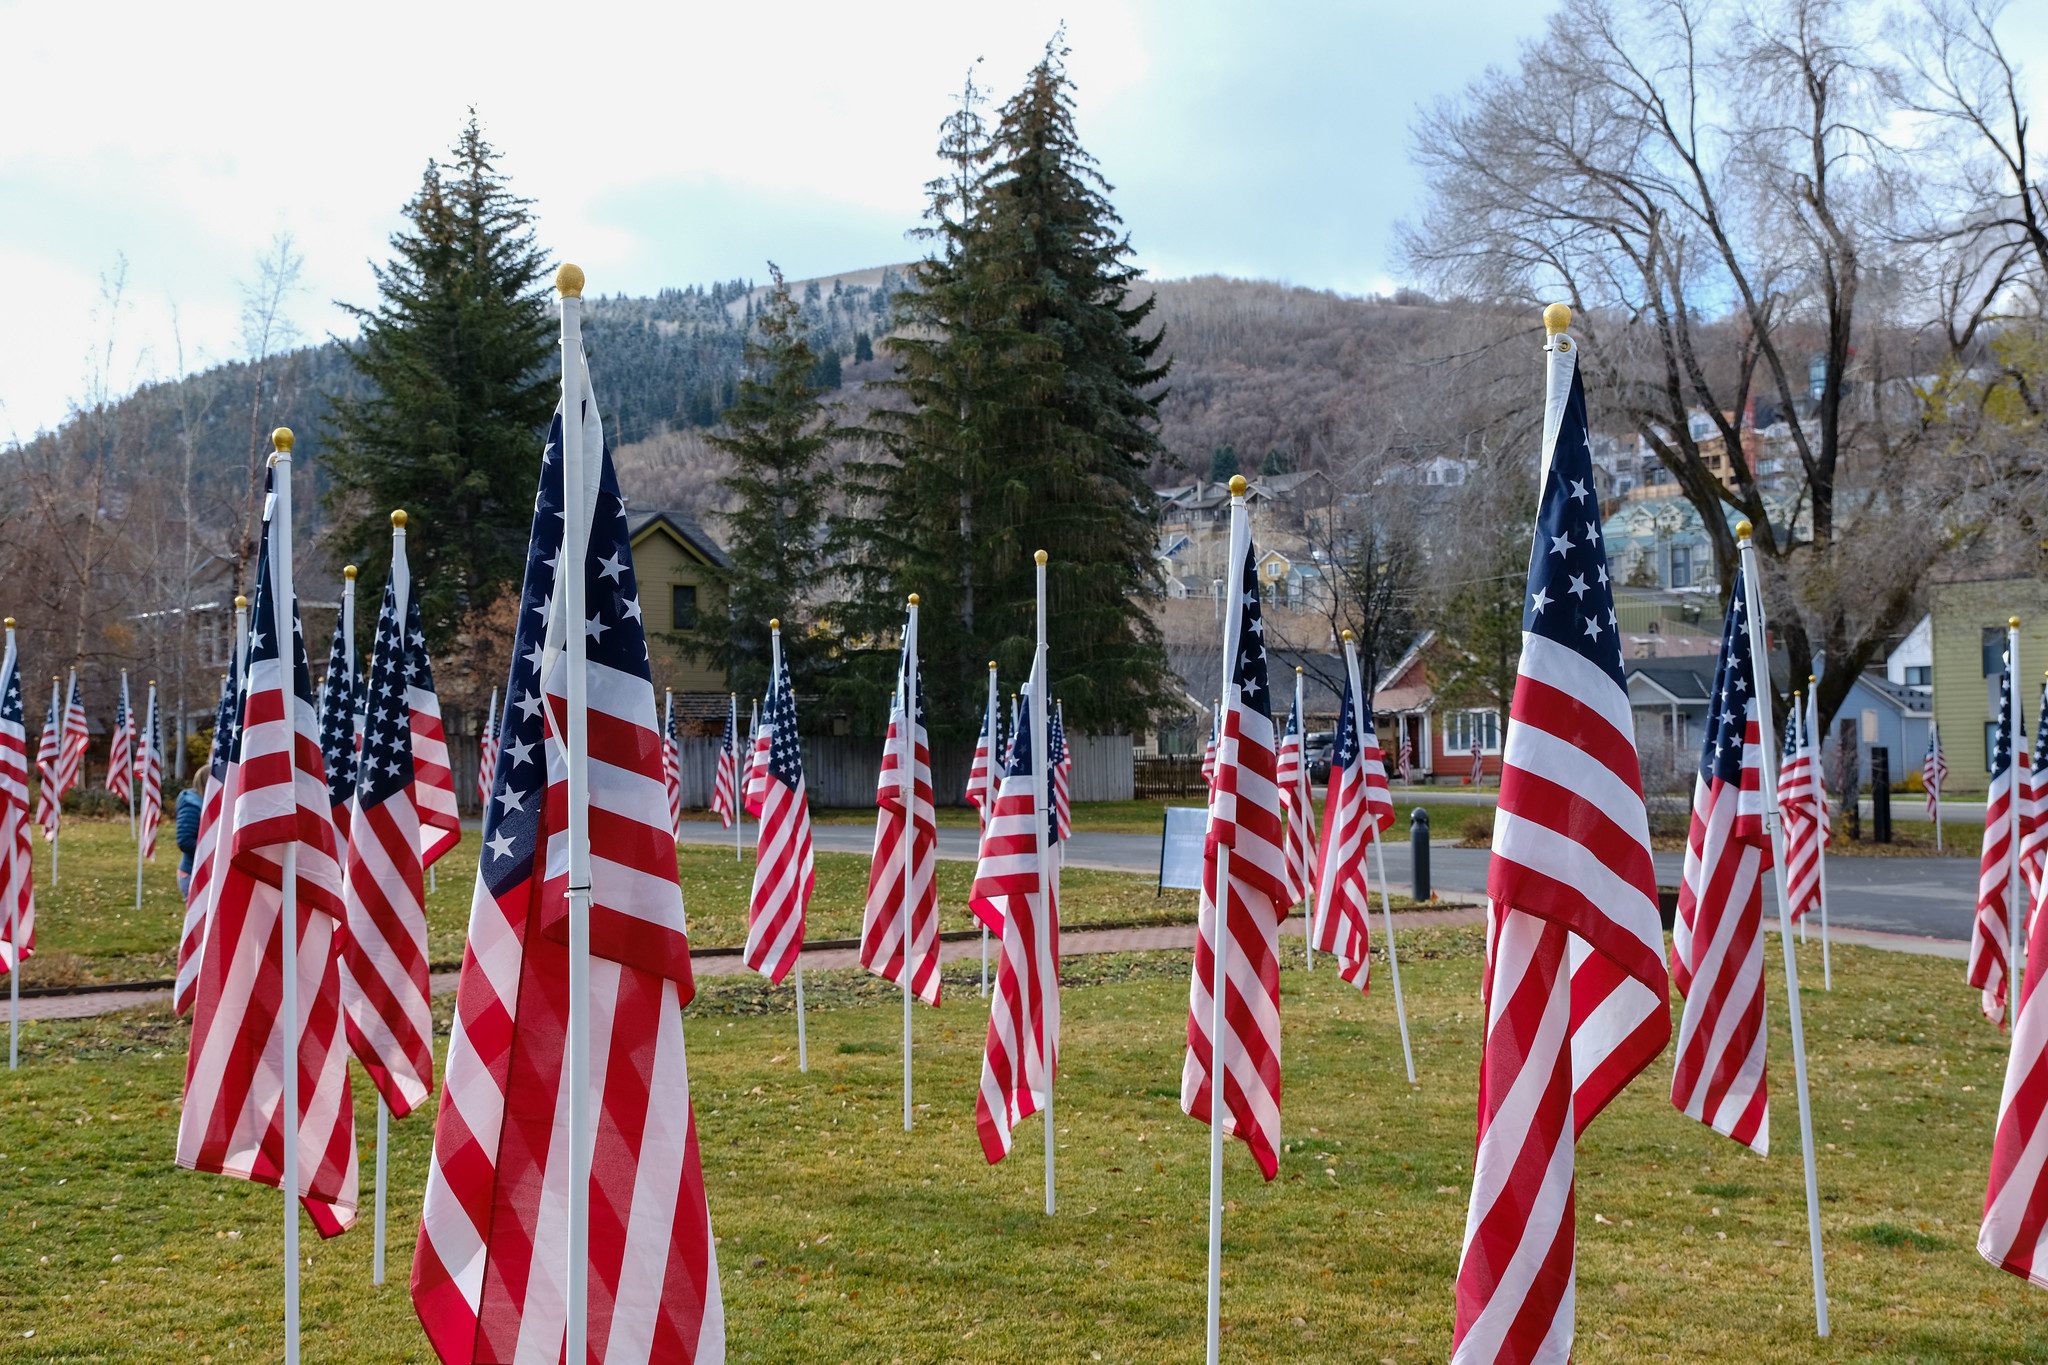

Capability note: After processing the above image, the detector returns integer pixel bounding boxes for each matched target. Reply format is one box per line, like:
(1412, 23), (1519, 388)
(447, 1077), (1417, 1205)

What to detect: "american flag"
(2020, 678), (2048, 904)
(1200, 707), (1218, 789)
(411, 384), (722, 1361)
(1923, 722), (1947, 824)
(339, 546), (436, 1118)
(403, 594), (462, 870)
(318, 609), (360, 845)
(1669, 571), (1772, 1154)
(475, 687), (499, 811)
(1311, 677), (1393, 992)
(860, 617), (940, 1005)
(1275, 689), (1317, 907)
(742, 693), (771, 819)
(0, 638), (34, 979)
(966, 674), (998, 827)
(744, 652), (814, 983)
(1979, 782), (2048, 1284)
(1182, 538), (1291, 1180)
(136, 684), (162, 862)
(1050, 700), (1074, 842)
(1779, 698), (1823, 924)
(56, 670), (88, 799)
(176, 672), (238, 1018)
(176, 467), (358, 1238)
(662, 691), (683, 837)
(1452, 359), (1667, 1364)
(106, 672), (134, 805)
(32, 678), (59, 842)
(973, 665), (1062, 1163)
(1468, 726), (1485, 785)
(711, 697), (739, 830)
(1397, 731), (1413, 784)
(1973, 652), (2025, 1026)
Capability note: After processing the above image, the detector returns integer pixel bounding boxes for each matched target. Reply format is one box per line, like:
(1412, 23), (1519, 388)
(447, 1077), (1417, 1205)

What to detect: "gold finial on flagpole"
(907, 593), (920, 607)
(343, 565), (357, 581)
(1809, 674), (1819, 685)
(1295, 665), (1303, 674)
(1735, 519), (1753, 540)
(1034, 549), (1048, 566)
(234, 595), (248, 610)
(769, 618), (781, 631)
(988, 661), (998, 671)
(3, 618), (13, 629)
(1543, 303), (1573, 336)
(556, 263), (585, 298)
(2011, 615), (2022, 629)
(1342, 629), (1355, 642)
(1228, 475), (1247, 497)
(392, 510), (408, 529)
(271, 427), (294, 453)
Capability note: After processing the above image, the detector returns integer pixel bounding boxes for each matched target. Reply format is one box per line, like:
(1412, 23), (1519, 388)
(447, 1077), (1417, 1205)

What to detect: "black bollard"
(1872, 746), (1891, 844)
(1411, 806), (1431, 902)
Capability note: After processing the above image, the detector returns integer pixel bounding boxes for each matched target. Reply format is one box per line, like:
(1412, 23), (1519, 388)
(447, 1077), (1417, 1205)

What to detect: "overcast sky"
(6, 0), (2046, 440)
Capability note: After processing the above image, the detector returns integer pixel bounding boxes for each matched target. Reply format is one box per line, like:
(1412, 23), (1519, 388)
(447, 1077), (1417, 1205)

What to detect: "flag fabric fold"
(1668, 569), (1772, 1155)
(405, 614), (462, 870)
(1924, 724), (1947, 825)
(475, 688), (499, 812)
(0, 644), (33, 976)
(1980, 817), (2048, 1284)
(57, 672), (88, 800)
(1276, 695), (1317, 908)
(33, 680), (60, 843)
(743, 657), (814, 985)
(1974, 657), (2026, 1026)
(1451, 357), (1668, 1365)
(663, 695), (684, 837)
(106, 674), (134, 806)
(136, 687), (162, 862)
(711, 701), (738, 830)
(1181, 538), (1291, 1181)
(412, 368), (722, 1361)
(1311, 679), (1379, 993)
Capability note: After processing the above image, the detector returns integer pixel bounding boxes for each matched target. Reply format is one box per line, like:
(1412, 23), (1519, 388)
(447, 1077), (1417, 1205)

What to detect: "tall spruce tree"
(325, 112), (554, 644)
(705, 265), (837, 698)
(843, 42), (1172, 734)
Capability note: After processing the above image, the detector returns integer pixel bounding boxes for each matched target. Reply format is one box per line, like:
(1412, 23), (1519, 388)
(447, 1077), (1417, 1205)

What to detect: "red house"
(1372, 631), (1505, 784)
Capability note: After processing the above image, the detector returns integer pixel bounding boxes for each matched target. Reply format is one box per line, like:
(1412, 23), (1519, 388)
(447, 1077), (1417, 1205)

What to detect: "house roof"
(1625, 658), (1716, 704)
(1851, 671), (1933, 717)
(628, 509), (730, 570)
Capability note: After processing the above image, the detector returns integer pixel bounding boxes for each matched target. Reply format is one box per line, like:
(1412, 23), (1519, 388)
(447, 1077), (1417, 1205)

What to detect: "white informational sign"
(1159, 805), (1209, 891)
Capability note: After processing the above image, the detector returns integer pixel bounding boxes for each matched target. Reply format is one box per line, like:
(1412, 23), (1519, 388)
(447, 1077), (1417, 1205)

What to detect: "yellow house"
(629, 509), (730, 723)
(1929, 576), (2048, 787)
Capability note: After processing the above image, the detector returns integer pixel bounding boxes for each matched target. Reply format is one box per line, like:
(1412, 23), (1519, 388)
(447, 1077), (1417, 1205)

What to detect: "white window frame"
(1443, 708), (1502, 756)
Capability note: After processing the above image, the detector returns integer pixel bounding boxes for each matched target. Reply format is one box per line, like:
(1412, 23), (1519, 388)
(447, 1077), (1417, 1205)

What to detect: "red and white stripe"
(711, 697), (738, 830)
(1276, 706), (1315, 908)
(1779, 706), (1822, 923)
(136, 685), (162, 862)
(0, 638), (35, 977)
(106, 672), (134, 804)
(1924, 724), (1948, 824)
(176, 513), (358, 1238)
(1976, 750), (2026, 1026)
(408, 657), (461, 872)
(1052, 703), (1074, 843)
(974, 670), (1059, 1164)
(57, 670), (88, 800)
(1311, 689), (1388, 995)
(744, 660), (813, 985)
(742, 696), (770, 819)
(1979, 871), (2048, 1286)
(860, 679), (940, 1006)
(966, 678), (997, 827)
(475, 688), (498, 810)
(662, 691), (683, 836)
(32, 679), (59, 842)
(1181, 548), (1290, 1182)
(2020, 684), (2048, 904)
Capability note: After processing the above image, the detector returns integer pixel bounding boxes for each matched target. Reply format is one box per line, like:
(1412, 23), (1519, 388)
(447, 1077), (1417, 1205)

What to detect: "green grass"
(2, 931), (2045, 1360)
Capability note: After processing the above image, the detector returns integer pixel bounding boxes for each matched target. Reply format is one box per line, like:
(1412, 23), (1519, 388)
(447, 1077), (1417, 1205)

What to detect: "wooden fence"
(439, 728), (1135, 812)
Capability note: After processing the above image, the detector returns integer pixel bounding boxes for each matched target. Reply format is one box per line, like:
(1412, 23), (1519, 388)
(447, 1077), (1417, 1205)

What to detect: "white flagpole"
(1342, 632), (1416, 1084)
(1806, 681), (1831, 989)
(1296, 666), (1313, 972)
(123, 671), (136, 842)
(769, 621), (807, 1075)
(1031, 551), (1054, 1218)
(47, 677), (59, 889)
(1204, 482), (1249, 1365)
(731, 692), (742, 861)
(556, 265), (596, 1365)
(902, 594), (920, 1133)
(6, 620), (18, 1071)
(1737, 523), (1830, 1339)
(982, 661), (997, 999)
(2010, 618), (2027, 1000)
(664, 687), (676, 839)
(269, 429), (304, 1364)
(133, 683), (153, 910)
(370, 525), (398, 1288)
(745, 698), (759, 861)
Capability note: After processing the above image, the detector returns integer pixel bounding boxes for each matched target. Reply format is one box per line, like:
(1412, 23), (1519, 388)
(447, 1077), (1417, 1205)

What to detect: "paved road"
(682, 822), (1983, 943)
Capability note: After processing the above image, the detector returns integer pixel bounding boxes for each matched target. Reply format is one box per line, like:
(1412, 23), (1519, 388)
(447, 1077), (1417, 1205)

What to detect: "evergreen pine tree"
(1209, 446), (1241, 482)
(704, 264), (838, 697)
(324, 112), (554, 645)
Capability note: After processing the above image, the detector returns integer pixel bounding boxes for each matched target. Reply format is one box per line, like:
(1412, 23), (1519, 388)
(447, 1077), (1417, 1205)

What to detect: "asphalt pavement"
(679, 821), (1983, 944)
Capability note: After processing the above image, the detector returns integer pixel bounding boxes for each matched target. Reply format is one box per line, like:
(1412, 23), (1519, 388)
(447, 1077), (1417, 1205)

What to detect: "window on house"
(671, 584), (700, 631)
(1903, 665), (1931, 688)
(1669, 545), (1693, 589)
(1985, 626), (2007, 677)
(1443, 709), (1502, 755)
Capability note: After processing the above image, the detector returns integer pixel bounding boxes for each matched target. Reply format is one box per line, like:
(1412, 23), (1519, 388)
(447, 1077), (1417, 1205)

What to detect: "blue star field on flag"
(1522, 368), (1626, 690)
(1992, 654), (2015, 782)
(356, 579), (417, 808)
(320, 618), (359, 809)
(1698, 567), (1757, 785)
(1231, 541), (1273, 722)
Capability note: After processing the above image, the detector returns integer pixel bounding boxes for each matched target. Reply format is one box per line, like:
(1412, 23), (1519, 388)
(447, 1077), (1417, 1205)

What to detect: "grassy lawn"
(2, 929), (2045, 1360)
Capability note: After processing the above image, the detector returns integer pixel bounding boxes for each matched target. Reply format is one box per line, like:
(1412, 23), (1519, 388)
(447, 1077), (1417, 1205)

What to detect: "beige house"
(1929, 576), (2048, 787)
(629, 510), (730, 723)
